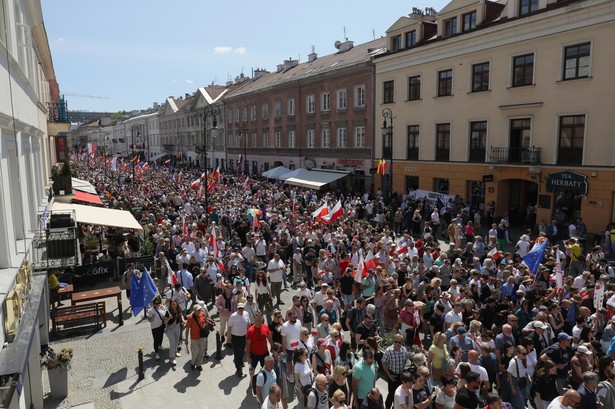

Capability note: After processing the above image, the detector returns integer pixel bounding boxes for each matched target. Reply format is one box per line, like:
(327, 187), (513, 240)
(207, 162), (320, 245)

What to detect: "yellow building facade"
(375, 0), (615, 235)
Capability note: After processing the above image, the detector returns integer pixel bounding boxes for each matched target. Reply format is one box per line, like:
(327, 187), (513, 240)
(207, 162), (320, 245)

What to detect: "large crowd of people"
(66, 154), (615, 409)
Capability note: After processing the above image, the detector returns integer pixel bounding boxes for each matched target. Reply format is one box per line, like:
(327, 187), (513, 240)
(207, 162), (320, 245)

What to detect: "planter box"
(52, 175), (72, 195)
(48, 367), (68, 399)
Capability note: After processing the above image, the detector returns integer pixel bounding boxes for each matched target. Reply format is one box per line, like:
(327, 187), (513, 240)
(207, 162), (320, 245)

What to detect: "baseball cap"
(557, 332), (572, 342)
(456, 327), (467, 334)
(237, 303), (245, 309)
(533, 321), (547, 330)
(577, 345), (592, 355)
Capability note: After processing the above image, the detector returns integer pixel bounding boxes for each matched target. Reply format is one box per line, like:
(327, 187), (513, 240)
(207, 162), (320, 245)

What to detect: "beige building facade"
(375, 0), (615, 235)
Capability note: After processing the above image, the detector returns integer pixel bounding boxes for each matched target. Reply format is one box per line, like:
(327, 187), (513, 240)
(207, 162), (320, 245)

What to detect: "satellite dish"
(334, 41), (342, 49)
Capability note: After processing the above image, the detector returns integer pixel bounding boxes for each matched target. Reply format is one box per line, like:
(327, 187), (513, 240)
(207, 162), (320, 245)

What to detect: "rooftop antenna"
(343, 26), (347, 41)
(372, 28), (376, 40)
(298, 54), (301, 62)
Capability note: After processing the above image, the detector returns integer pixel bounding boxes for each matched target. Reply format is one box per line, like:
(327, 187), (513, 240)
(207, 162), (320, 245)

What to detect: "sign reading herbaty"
(546, 170), (588, 196)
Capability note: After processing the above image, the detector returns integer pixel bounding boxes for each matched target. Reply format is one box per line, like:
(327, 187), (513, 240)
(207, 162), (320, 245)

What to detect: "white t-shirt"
(393, 385), (413, 409)
(444, 310), (463, 327)
(516, 240), (530, 257)
(281, 320), (302, 350)
(268, 259), (285, 283)
(507, 356), (530, 379)
(547, 398), (573, 409)
(294, 361), (312, 387)
(456, 362), (489, 383)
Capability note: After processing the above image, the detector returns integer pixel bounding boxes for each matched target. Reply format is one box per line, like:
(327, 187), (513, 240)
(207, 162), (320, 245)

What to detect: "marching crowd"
(69, 155), (615, 409)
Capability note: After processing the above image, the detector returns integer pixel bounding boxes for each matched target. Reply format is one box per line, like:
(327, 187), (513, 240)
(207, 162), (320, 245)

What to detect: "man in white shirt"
(267, 254), (286, 305)
(227, 303), (251, 377)
(261, 384), (283, 409)
(281, 311), (302, 379)
(456, 350), (491, 393)
(393, 372), (415, 409)
(546, 390), (582, 409)
(444, 303), (463, 330)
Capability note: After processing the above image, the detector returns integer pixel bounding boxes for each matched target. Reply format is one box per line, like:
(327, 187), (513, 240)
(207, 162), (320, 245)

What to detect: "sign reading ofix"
(546, 170), (588, 196)
(337, 158), (365, 167)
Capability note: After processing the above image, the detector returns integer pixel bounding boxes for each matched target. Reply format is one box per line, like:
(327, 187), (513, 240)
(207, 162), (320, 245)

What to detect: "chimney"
(226, 80), (233, 87)
(254, 68), (269, 79)
(283, 58), (298, 71)
(276, 64), (284, 73)
(308, 45), (317, 62)
(153, 102), (159, 108)
(185, 93), (190, 99)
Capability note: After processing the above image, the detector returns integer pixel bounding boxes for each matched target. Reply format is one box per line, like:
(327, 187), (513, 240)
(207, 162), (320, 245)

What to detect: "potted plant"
(41, 347), (73, 399)
(52, 159), (73, 195)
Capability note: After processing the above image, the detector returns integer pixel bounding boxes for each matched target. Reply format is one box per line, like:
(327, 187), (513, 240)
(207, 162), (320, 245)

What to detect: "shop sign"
(546, 170), (588, 196)
(337, 158), (364, 167)
(404, 166), (419, 172)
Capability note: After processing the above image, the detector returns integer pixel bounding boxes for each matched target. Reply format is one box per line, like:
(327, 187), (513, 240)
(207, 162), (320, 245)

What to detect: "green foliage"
(111, 111), (129, 120)
(41, 347), (73, 369)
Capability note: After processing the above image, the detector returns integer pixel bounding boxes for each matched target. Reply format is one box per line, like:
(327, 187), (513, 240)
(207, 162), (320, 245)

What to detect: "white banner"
(595, 281), (605, 311)
(407, 189), (456, 208)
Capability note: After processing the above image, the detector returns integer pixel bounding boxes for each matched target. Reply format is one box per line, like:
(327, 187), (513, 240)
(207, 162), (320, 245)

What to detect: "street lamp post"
(131, 124), (142, 182)
(238, 123), (249, 176)
(201, 105), (219, 227)
(381, 108), (393, 202)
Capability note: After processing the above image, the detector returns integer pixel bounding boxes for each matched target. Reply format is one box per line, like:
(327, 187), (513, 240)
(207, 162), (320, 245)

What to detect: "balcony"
(489, 147), (541, 165)
(31, 211), (80, 270)
(47, 101), (69, 123)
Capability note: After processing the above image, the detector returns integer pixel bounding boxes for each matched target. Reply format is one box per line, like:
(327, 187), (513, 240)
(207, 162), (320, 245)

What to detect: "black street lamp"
(201, 105), (219, 227)
(381, 108), (393, 202)
(238, 123), (249, 176)
(131, 124), (142, 181)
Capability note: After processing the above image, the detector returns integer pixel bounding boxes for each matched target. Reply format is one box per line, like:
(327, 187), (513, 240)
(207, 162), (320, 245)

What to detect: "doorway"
(509, 118), (531, 163)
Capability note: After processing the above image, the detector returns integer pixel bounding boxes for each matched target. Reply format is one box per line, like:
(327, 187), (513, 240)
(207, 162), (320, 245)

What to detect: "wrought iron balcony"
(489, 146), (541, 165)
(47, 101), (69, 123)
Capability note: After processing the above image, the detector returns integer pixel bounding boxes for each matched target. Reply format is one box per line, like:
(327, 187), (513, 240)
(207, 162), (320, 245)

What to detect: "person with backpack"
(346, 298), (367, 350)
(306, 373), (330, 409)
(255, 356), (278, 407)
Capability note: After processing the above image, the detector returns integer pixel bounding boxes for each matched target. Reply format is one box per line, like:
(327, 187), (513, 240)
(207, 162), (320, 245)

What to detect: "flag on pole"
(322, 200), (343, 224)
(355, 252), (365, 284)
(364, 250), (378, 271)
(129, 267), (158, 317)
(190, 179), (201, 189)
(487, 247), (501, 261)
(555, 250), (564, 290)
(311, 202), (329, 220)
(522, 239), (548, 275)
(377, 159), (387, 176)
(209, 227), (218, 258)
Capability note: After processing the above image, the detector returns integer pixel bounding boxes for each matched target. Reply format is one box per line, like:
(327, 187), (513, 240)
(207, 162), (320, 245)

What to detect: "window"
(405, 31), (416, 48)
(354, 85), (366, 108)
(406, 125), (419, 160)
(307, 129), (315, 148)
(462, 11), (476, 32)
(242, 107), (248, 122)
(558, 115), (585, 165)
(519, 0), (539, 16)
(274, 131), (282, 148)
(383, 80), (395, 104)
(469, 121), (487, 162)
(0, 2), (6, 46)
(436, 123), (451, 162)
(251, 106), (257, 121)
(262, 104), (269, 120)
(444, 17), (457, 37)
(287, 99), (295, 116)
(251, 132), (257, 147)
(408, 76), (421, 101)
(437, 70), (453, 96)
(391, 35), (402, 52)
(354, 126), (365, 148)
(337, 89), (347, 110)
(321, 128), (330, 148)
(262, 131), (269, 147)
(274, 101), (282, 119)
(235, 109), (240, 123)
(321, 92), (330, 112)
(512, 54), (534, 87)
(434, 178), (449, 194)
(563, 43), (591, 80)
(228, 111), (233, 124)
(288, 130), (296, 148)
(337, 128), (347, 148)
(307, 95), (315, 113)
(472, 62), (490, 92)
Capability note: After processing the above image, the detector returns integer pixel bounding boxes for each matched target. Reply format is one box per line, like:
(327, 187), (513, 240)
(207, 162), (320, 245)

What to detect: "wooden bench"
(52, 302), (106, 332)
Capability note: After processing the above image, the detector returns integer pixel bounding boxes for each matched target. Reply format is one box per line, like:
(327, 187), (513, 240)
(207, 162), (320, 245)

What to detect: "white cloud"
(185, 80), (194, 84)
(234, 47), (247, 55)
(214, 46), (233, 54)
(57, 37), (64, 42)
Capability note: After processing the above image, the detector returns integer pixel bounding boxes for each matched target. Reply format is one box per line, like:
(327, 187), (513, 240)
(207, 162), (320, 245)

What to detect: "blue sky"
(42, 0), (448, 113)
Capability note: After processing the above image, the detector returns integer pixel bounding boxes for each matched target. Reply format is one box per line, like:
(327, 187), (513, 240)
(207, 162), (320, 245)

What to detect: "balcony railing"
(47, 101), (69, 123)
(489, 146), (541, 165)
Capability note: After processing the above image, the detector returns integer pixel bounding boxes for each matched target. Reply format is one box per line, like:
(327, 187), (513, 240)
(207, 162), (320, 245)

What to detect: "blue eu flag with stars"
(130, 267), (158, 317)
(522, 240), (547, 275)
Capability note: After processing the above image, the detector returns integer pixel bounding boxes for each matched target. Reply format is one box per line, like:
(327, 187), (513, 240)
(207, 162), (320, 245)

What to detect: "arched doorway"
(273, 160), (284, 168)
(496, 179), (538, 227)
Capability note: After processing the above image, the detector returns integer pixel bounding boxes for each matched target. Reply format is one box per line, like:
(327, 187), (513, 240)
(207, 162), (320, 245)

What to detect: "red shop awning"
(72, 190), (103, 206)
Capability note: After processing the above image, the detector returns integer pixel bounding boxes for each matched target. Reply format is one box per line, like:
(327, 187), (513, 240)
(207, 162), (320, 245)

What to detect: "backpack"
(340, 309), (349, 331)
(251, 369), (267, 397)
